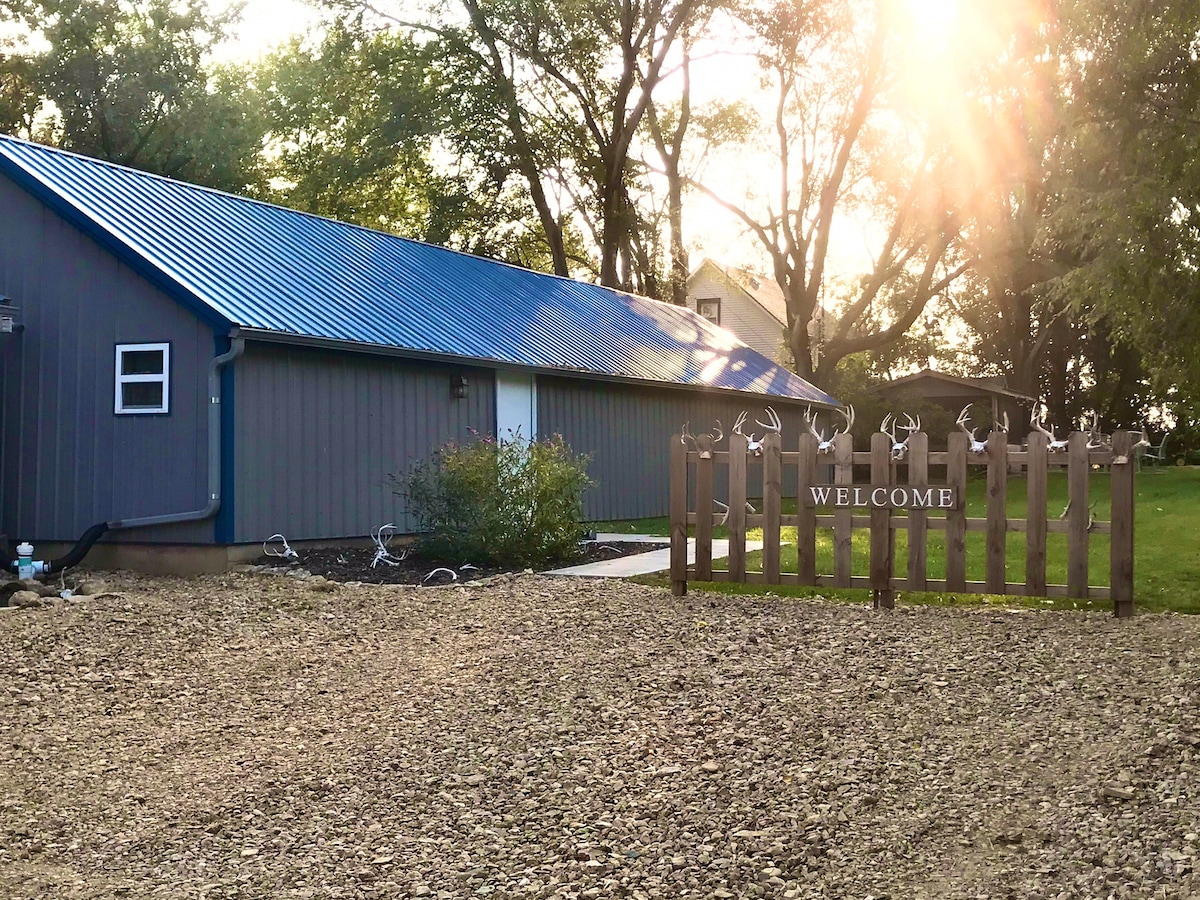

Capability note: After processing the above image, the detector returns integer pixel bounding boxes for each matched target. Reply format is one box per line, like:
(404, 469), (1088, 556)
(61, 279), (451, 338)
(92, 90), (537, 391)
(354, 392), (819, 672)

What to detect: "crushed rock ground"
(1, 572), (1199, 899)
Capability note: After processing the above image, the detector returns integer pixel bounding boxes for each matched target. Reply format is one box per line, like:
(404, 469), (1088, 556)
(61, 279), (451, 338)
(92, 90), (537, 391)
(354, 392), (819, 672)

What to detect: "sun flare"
(901, 0), (962, 42)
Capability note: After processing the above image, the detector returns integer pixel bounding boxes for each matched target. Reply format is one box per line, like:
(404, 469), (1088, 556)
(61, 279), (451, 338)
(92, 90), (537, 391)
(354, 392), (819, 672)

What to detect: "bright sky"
(211, 0), (322, 62)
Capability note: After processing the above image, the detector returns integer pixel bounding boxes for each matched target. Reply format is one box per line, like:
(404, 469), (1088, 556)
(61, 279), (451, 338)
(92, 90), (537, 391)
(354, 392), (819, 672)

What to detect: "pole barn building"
(0, 135), (836, 571)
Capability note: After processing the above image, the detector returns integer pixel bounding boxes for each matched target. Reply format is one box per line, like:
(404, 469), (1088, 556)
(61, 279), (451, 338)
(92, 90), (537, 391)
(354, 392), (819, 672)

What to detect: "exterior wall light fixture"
(0, 296), (19, 334)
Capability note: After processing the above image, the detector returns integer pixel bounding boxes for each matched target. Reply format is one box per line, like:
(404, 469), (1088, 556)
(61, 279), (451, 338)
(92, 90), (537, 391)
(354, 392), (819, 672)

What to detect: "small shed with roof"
(0, 136), (837, 569)
(874, 369), (1036, 441)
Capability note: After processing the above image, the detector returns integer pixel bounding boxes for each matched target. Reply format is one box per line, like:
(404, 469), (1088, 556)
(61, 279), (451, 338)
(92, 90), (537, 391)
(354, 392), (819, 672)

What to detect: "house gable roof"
(0, 135), (836, 406)
(689, 259), (789, 325)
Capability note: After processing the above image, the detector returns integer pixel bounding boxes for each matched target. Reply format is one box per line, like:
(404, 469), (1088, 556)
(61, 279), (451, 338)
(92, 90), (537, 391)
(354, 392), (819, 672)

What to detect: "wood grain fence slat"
(833, 432), (853, 587)
(1025, 432), (1048, 597)
(695, 453), (714, 581)
(1067, 432), (1089, 598)
(945, 432), (967, 591)
(906, 432), (928, 591)
(986, 431), (1008, 594)
(1111, 430), (1135, 617)
(870, 432), (894, 609)
(728, 432), (748, 581)
(669, 435), (687, 596)
(762, 432), (782, 584)
(796, 433), (819, 584)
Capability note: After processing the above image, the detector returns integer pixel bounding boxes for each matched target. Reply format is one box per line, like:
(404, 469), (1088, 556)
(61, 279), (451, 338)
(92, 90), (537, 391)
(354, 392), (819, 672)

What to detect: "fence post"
(695, 452), (714, 581)
(797, 433), (819, 584)
(1111, 430), (1135, 617)
(1026, 431), (1048, 597)
(907, 431), (928, 591)
(946, 432), (968, 591)
(763, 432), (782, 583)
(986, 431), (1008, 594)
(833, 432), (853, 587)
(670, 435), (687, 596)
(870, 432), (894, 609)
(728, 432), (748, 581)
(1067, 432), (1090, 598)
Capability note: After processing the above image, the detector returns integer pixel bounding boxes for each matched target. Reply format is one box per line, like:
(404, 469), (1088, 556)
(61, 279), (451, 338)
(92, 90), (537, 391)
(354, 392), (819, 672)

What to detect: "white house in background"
(686, 258), (794, 366)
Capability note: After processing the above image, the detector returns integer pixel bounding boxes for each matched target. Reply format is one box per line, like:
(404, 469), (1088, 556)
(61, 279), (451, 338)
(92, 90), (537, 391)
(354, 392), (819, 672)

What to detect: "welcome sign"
(804, 485), (960, 510)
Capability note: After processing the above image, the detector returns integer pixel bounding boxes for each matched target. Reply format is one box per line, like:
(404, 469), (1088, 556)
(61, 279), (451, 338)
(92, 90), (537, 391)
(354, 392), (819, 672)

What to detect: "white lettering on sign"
(810, 485), (834, 505)
(803, 485), (960, 509)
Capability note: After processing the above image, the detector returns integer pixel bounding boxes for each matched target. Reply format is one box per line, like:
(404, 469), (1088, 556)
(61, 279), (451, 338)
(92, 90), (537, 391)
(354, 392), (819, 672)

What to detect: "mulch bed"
(253, 540), (668, 585)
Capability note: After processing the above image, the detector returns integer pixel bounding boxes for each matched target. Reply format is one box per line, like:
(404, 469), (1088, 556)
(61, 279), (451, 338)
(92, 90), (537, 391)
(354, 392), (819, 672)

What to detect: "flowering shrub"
(396, 431), (593, 567)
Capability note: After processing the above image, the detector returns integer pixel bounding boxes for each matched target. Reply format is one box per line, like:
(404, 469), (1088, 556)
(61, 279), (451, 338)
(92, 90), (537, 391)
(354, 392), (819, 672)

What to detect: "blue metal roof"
(0, 135), (836, 404)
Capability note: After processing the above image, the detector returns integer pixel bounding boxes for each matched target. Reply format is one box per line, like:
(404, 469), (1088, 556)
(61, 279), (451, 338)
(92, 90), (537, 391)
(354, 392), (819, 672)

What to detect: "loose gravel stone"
(1, 571), (1198, 899)
(8, 589), (43, 608)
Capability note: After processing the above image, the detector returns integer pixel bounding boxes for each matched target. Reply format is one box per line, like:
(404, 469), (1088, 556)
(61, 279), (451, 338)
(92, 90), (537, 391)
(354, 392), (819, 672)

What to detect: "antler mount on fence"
(879, 412), (920, 460)
(733, 406), (782, 457)
(680, 420), (723, 460)
(805, 404), (854, 454)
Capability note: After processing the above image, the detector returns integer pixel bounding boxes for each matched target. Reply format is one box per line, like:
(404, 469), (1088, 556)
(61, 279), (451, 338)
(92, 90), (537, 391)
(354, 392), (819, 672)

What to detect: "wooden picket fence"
(669, 429), (1137, 617)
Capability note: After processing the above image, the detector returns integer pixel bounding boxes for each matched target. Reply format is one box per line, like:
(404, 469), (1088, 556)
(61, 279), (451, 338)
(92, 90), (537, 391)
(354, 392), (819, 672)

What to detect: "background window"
(115, 343), (170, 414)
(698, 299), (720, 324)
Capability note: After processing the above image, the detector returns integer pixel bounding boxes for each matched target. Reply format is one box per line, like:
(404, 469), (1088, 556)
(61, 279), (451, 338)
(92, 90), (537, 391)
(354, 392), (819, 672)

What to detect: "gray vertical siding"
(231, 343), (496, 542)
(0, 173), (213, 543)
(537, 376), (812, 521)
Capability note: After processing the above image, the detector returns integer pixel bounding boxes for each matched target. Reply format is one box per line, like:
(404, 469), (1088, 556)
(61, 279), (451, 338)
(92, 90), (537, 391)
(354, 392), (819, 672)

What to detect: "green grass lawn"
(594, 467), (1200, 613)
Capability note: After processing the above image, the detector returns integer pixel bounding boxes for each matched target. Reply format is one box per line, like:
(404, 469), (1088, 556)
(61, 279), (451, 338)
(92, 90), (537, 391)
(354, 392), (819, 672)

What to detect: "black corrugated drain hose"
(43, 523), (109, 575)
(2, 523), (109, 577)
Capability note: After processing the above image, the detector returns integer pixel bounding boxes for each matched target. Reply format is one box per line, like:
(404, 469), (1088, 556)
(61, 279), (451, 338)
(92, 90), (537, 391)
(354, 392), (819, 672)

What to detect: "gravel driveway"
(2, 573), (1198, 899)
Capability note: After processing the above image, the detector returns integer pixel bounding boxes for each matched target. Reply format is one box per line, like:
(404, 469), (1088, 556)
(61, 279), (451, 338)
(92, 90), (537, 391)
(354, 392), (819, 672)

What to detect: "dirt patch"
(1, 575), (1198, 899)
(254, 540), (668, 584)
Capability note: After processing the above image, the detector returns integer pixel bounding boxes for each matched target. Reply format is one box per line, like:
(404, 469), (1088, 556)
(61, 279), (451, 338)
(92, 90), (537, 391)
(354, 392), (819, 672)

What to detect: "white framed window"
(698, 299), (720, 324)
(114, 342), (170, 414)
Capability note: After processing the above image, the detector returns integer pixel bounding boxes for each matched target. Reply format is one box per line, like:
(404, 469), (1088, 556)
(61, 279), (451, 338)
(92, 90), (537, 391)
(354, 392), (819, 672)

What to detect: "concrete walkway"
(543, 533), (765, 578)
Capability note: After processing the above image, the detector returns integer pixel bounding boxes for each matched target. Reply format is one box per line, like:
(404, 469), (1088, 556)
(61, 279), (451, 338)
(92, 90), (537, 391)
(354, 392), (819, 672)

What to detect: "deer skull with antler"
(1085, 411), (1112, 451)
(805, 404), (854, 454)
(733, 406), (782, 456)
(880, 412), (921, 460)
(680, 420), (724, 460)
(1030, 404), (1069, 452)
(956, 404), (989, 455)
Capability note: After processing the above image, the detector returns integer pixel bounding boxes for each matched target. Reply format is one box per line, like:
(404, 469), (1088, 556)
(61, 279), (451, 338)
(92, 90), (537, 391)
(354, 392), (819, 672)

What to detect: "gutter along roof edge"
(232, 328), (840, 407)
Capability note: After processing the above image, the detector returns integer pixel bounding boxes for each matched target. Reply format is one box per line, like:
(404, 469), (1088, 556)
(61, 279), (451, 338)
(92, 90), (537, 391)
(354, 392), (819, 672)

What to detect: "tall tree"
(1, 0), (265, 192)
(692, 0), (968, 387)
(641, 19), (756, 305)
(259, 17), (587, 266)
(940, 0), (1200, 420)
(364, 0), (700, 289)
(1051, 0), (1200, 401)
(938, 0), (1071, 406)
(0, 47), (41, 137)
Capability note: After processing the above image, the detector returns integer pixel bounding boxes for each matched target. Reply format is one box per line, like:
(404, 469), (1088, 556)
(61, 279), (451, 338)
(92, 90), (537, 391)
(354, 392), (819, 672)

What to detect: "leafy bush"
(396, 432), (593, 567)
